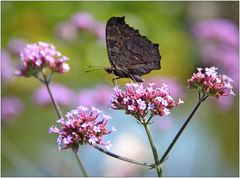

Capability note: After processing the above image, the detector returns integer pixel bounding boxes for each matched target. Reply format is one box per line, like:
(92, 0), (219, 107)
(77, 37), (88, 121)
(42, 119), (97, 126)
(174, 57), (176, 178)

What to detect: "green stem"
(143, 122), (163, 177)
(42, 73), (62, 118)
(42, 73), (88, 176)
(74, 152), (88, 177)
(91, 144), (155, 168)
(159, 98), (204, 165)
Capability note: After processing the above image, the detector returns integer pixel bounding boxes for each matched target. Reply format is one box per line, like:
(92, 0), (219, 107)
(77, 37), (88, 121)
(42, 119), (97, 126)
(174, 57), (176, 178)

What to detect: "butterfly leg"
(128, 73), (143, 83)
(112, 77), (120, 86)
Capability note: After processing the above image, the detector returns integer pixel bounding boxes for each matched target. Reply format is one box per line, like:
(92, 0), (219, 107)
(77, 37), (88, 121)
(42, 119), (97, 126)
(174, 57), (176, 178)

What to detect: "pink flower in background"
(71, 12), (95, 30)
(111, 83), (183, 120)
(188, 67), (235, 98)
(210, 95), (235, 111)
(1, 96), (24, 121)
(192, 19), (238, 47)
(32, 83), (75, 106)
(146, 76), (186, 99)
(49, 106), (114, 153)
(15, 41), (70, 77)
(8, 38), (27, 55)
(192, 19), (238, 87)
(1, 49), (14, 82)
(77, 85), (113, 108)
(92, 21), (106, 43)
(156, 117), (172, 131)
(57, 12), (106, 43)
(55, 22), (78, 42)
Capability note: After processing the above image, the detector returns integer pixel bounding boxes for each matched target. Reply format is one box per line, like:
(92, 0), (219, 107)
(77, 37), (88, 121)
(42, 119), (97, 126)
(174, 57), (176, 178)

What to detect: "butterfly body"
(105, 16), (161, 83)
(105, 66), (143, 82)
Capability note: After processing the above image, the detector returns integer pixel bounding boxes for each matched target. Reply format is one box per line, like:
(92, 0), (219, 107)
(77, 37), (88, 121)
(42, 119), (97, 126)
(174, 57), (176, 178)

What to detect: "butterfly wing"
(106, 16), (161, 76)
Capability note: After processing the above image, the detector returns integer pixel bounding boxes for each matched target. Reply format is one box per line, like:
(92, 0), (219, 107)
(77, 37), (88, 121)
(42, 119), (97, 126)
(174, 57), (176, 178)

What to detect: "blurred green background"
(1, 1), (238, 176)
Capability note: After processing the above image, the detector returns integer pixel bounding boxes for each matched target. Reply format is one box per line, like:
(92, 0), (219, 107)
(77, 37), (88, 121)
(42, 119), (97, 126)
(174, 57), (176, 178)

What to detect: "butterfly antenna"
(85, 65), (108, 73)
(85, 68), (105, 73)
(88, 65), (107, 68)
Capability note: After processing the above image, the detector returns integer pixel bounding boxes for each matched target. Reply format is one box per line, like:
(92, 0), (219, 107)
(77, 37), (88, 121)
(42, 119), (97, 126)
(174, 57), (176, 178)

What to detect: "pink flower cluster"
(49, 106), (115, 153)
(188, 67), (235, 98)
(111, 83), (183, 119)
(15, 41), (70, 77)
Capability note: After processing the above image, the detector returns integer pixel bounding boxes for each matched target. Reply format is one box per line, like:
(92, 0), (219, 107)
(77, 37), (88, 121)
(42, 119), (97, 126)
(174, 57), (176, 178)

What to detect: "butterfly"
(105, 16), (161, 83)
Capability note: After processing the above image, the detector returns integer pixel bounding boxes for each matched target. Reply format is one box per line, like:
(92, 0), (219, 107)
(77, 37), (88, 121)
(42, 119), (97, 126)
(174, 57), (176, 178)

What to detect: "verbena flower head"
(187, 67), (235, 98)
(15, 41), (70, 77)
(111, 83), (183, 120)
(49, 106), (115, 153)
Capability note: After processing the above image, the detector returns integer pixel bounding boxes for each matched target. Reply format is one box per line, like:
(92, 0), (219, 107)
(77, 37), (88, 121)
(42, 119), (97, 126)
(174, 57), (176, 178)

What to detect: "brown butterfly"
(105, 16), (161, 83)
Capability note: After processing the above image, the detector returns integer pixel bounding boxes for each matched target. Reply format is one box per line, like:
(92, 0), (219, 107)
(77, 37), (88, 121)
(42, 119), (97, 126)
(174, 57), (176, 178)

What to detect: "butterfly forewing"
(105, 16), (161, 82)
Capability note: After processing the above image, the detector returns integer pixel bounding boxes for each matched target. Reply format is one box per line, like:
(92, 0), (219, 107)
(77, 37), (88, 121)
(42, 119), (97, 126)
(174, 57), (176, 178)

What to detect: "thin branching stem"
(146, 114), (154, 124)
(159, 95), (206, 165)
(91, 144), (155, 168)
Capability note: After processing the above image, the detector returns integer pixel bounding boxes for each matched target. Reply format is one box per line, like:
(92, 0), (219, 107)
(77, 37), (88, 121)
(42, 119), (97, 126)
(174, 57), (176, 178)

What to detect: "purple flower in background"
(56, 12), (106, 44)
(192, 19), (238, 87)
(214, 95), (235, 111)
(8, 38), (27, 55)
(77, 85), (113, 108)
(146, 76), (186, 99)
(71, 12), (95, 30)
(1, 49), (14, 82)
(192, 19), (238, 47)
(55, 22), (78, 42)
(92, 21), (106, 43)
(156, 116), (172, 131)
(1, 96), (24, 121)
(32, 83), (75, 106)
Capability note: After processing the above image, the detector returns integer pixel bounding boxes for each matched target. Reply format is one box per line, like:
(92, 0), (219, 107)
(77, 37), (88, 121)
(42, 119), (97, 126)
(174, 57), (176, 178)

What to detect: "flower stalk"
(143, 119), (163, 177)
(159, 94), (206, 165)
(42, 73), (62, 119)
(42, 74), (88, 176)
(74, 152), (88, 177)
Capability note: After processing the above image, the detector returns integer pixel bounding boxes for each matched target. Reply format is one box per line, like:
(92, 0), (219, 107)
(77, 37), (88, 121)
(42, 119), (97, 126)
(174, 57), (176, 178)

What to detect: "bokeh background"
(1, 1), (239, 176)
